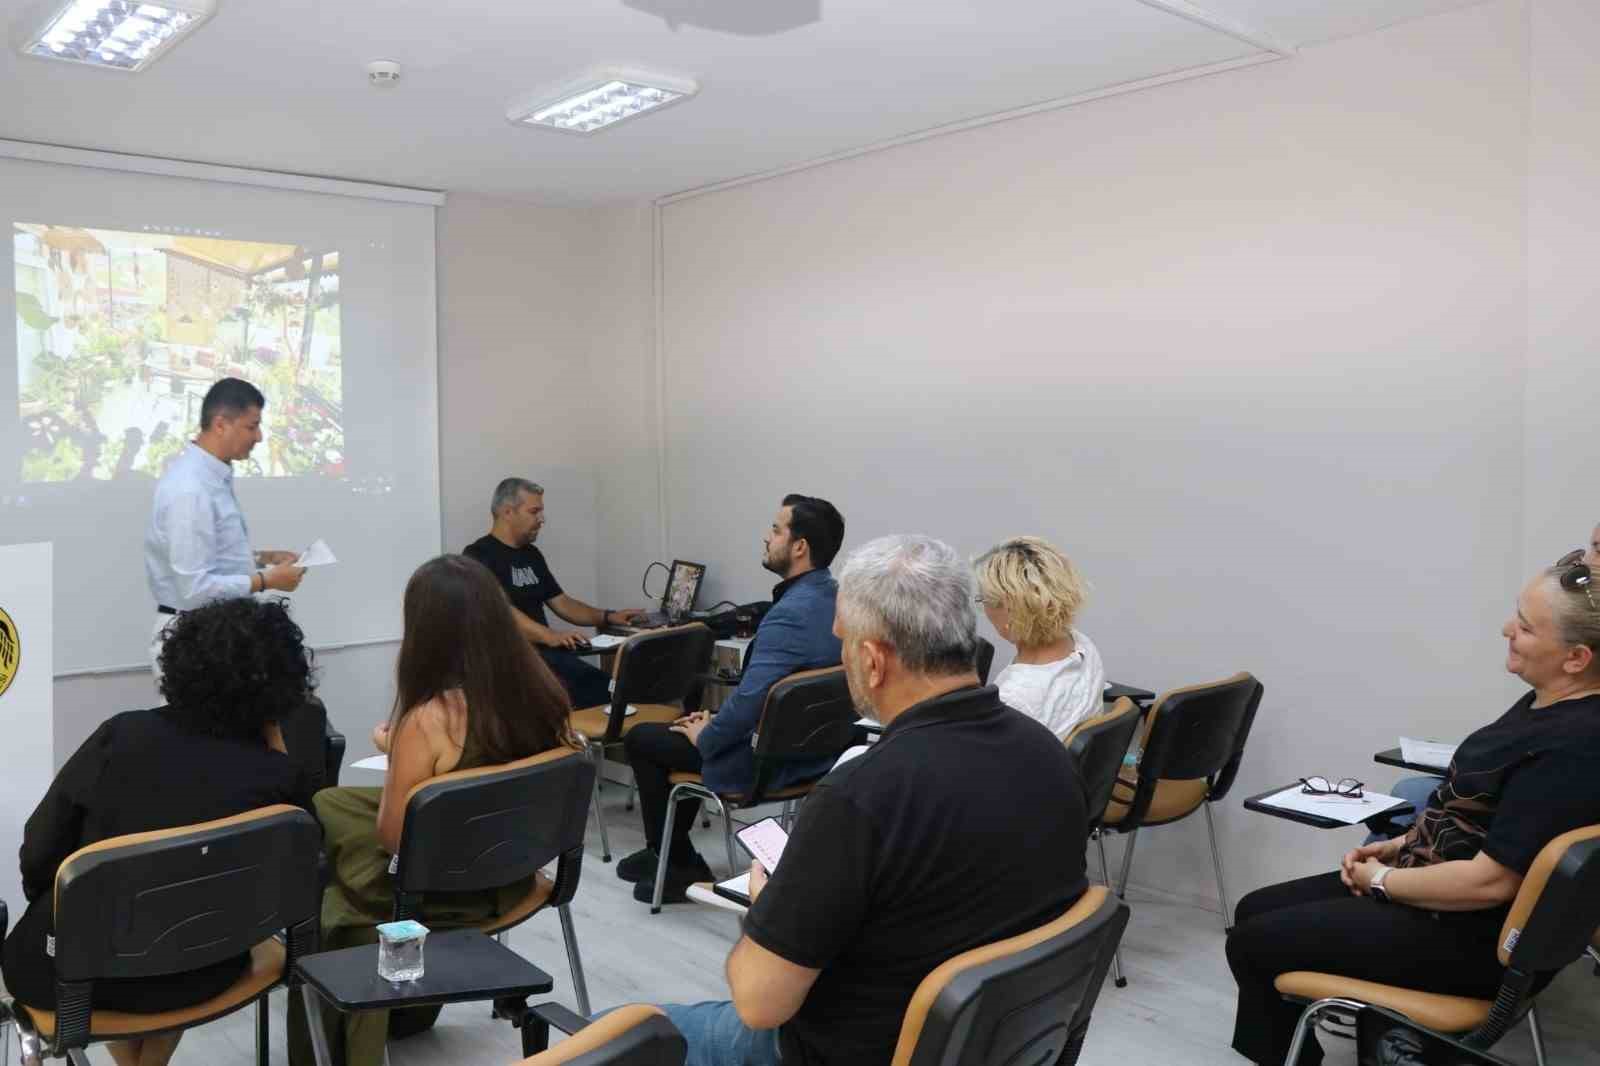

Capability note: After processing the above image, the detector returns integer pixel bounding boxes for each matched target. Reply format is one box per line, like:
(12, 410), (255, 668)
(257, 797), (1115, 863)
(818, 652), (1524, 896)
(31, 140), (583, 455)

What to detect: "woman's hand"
(748, 860), (769, 903)
(371, 721), (392, 754)
(1340, 839), (1398, 893)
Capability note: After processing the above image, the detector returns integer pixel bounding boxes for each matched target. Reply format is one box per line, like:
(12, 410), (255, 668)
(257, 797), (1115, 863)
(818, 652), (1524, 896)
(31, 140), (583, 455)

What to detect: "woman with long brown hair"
(289, 554), (578, 1066)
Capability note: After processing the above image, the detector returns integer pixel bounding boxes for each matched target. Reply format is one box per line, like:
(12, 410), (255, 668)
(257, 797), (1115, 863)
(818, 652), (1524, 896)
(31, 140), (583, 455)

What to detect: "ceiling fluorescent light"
(21, 0), (215, 72)
(507, 69), (698, 135)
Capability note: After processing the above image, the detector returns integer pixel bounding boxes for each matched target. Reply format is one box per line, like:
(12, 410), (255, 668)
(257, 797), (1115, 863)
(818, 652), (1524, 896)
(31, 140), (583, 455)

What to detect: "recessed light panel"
(23, 0), (215, 72)
(508, 70), (697, 135)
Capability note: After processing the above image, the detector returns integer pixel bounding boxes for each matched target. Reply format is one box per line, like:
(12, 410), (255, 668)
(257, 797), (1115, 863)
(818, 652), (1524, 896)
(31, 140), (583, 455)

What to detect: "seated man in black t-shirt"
(655, 534), (1090, 1066)
(463, 478), (645, 708)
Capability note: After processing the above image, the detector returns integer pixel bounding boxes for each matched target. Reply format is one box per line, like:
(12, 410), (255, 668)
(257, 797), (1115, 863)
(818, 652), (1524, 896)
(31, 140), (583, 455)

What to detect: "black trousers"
(1225, 871), (1507, 1066)
(539, 648), (613, 709)
(622, 722), (706, 866)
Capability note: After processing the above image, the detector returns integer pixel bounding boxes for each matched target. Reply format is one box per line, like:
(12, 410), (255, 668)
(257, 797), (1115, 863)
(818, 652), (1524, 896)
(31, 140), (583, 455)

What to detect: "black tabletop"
(294, 929), (553, 1012)
(1103, 682), (1156, 706)
(1243, 783), (1413, 832)
(1373, 748), (1449, 775)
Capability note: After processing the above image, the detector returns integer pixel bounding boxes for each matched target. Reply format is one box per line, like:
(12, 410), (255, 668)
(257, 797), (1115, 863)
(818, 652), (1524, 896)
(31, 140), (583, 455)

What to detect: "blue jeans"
(660, 1001), (782, 1066)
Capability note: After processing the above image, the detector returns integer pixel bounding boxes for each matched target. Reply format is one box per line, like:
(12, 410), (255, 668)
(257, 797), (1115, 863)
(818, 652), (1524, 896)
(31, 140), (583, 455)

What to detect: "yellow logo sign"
(0, 605), (17, 700)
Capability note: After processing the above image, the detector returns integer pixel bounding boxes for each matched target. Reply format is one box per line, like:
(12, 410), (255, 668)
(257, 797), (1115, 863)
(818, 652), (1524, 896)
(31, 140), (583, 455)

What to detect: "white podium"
(0, 542), (53, 917)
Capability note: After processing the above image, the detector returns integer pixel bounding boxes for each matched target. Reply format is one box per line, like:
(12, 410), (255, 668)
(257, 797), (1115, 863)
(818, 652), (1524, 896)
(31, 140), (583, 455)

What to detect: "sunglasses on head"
(1554, 550), (1597, 611)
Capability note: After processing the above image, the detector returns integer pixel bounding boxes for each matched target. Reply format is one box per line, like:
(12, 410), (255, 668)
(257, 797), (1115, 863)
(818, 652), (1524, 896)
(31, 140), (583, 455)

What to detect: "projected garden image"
(14, 224), (343, 481)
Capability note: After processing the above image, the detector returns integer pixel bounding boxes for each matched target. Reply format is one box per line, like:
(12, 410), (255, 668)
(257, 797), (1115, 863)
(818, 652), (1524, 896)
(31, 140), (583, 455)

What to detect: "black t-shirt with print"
(463, 535), (563, 627)
(1397, 691), (1600, 875)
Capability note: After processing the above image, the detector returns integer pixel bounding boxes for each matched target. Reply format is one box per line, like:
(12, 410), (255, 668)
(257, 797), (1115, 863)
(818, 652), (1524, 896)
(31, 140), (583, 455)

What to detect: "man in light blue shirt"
(145, 378), (304, 671)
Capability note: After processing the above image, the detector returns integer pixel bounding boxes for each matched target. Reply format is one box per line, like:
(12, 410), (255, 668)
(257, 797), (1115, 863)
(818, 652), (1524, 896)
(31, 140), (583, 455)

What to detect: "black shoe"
(634, 856), (714, 905)
(615, 847), (661, 883)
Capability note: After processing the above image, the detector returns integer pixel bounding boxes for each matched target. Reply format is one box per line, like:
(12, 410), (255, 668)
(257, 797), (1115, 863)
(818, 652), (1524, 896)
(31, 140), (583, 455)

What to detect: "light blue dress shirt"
(144, 442), (255, 610)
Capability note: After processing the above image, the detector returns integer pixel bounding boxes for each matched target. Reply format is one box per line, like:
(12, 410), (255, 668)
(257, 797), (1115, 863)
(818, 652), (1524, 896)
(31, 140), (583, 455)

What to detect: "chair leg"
(626, 780), (637, 812)
(301, 982), (338, 1066)
(257, 994), (269, 1066)
(1527, 1002), (1548, 1066)
(1203, 801), (1234, 933)
(652, 782), (689, 914)
(1284, 998), (1364, 1066)
(558, 903), (593, 1018)
(1094, 830), (1112, 887)
(721, 802), (738, 875)
(1109, 829), (1139, 988)
(588, 740), (612, 863)
(65, 1050), (92, 1066)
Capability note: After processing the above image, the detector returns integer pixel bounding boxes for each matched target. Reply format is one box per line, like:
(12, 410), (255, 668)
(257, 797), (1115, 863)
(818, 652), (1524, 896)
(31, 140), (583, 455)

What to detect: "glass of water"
(376, 919), (429, 983)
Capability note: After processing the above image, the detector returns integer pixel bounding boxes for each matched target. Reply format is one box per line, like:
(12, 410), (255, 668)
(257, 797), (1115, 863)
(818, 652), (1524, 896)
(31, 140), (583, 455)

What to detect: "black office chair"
(392, 747), (597, 1016)
(1098, 671), (1263, 986)
(650, 666), (857, 912)
(518, 1002), (686, 1065)
(6, 805), (321, 1066)
(889, 885), (1129, 1066)
(974, 636), (995, 686)
(570, 623), (716, 861)
(1064, 697), (1144, 840)
(1276, 824), (1600, 1066)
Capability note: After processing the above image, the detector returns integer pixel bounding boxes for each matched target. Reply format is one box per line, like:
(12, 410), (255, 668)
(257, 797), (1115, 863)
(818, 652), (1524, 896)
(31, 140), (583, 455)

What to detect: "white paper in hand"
(296, 539), (338, 568)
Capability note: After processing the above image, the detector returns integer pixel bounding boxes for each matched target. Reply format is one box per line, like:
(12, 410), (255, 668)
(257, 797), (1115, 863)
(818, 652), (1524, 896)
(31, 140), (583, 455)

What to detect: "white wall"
(651, 0), (1535, 905)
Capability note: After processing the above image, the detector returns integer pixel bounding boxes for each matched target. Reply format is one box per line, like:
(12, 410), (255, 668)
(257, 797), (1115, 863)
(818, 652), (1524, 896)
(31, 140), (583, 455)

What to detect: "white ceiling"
(0, 0), (1489, 204)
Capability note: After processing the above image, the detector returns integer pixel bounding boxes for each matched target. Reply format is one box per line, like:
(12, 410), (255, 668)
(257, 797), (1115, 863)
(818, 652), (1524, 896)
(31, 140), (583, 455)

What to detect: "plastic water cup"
(376, 919), (428, 982)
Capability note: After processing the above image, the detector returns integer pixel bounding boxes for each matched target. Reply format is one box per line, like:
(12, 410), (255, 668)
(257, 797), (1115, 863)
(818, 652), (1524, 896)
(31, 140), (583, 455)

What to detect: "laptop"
(635, 560), (707, 627)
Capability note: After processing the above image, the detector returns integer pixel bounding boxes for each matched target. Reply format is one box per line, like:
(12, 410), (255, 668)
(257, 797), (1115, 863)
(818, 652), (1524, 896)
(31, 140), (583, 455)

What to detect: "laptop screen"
(663, 560), (706, 615)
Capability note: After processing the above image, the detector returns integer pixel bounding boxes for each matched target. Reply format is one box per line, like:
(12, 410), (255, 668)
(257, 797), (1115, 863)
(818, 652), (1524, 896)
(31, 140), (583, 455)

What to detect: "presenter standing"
(144, 378), (304, 674)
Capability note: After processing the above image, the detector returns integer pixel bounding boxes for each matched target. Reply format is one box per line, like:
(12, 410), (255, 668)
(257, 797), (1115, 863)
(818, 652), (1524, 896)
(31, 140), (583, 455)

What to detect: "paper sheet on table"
(296, 539), (338, 568)
(587, 634), (626, 650)
(717, 872), (751, 895)
(349, 754), (388, 771)
(1399, 737), (1457, 771)
(1258, 785), (1407, 824)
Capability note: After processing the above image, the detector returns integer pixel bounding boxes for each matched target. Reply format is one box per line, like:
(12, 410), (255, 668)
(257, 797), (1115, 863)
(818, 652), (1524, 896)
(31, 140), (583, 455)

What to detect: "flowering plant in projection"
(13, 223), (345, 481)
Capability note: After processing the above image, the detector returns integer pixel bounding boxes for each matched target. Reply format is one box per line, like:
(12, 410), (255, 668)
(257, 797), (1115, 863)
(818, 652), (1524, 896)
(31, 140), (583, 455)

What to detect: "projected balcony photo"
(13, 223), (344, 482)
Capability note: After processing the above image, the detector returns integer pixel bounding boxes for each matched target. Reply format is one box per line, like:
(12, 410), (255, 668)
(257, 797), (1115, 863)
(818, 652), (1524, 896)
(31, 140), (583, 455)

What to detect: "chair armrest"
(531, 1001), (592, 1037)
(323, 720), (346, 789)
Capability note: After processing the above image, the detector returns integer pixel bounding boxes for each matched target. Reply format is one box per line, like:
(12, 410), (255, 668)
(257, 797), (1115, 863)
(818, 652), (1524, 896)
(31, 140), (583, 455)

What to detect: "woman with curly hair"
(974, 536), (1106, 739)
(289, 554), (579, 1066)
(2, 597), (313, 1066)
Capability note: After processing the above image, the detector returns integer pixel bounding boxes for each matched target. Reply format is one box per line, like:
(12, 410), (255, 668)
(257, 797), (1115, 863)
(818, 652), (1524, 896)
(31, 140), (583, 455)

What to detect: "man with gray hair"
(464, 477), (645, 707)
(657, 534), (1090, 1066)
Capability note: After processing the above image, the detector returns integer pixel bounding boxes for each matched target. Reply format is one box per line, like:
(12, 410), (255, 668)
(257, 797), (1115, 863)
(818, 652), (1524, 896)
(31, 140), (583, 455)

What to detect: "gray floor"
(35, 778), (1600, 1065)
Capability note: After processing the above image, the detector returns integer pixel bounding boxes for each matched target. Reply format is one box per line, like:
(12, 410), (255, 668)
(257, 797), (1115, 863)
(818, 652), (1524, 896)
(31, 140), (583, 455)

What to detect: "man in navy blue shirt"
(619, 494), (845, 903)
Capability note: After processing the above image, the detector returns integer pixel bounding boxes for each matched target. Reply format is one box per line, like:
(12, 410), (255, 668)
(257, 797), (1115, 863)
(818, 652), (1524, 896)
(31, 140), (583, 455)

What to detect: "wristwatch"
(1369, 866), (1393, 904)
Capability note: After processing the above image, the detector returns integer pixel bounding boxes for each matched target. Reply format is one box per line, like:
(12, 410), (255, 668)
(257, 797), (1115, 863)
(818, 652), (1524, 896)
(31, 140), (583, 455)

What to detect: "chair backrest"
(394, 748), (594, 917)
(974, 637), (996, 686)
(1498, 824), (1600, 974)
(746, 667), (857, 803)
(1064, 698), (1143, 828)
(602, 624), (716, 741)
(50, 804), (321, 1047)
(518, 1004), (686, 1065)
(890, 885), (1129, 1066)
(1122, 672), (1262, 827)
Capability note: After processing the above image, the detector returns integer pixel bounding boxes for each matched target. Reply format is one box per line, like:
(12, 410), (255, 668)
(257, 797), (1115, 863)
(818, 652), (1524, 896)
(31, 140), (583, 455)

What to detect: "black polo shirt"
(742, 684), (1090, 1065)
(463, 535), (562, 627)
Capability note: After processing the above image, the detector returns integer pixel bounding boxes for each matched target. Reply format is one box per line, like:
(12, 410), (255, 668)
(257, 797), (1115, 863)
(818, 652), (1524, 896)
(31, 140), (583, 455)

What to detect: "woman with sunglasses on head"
(1226, 560), (1600, 1066)
(287, 554), (580, 1066)
(973, 536), (1105, 739)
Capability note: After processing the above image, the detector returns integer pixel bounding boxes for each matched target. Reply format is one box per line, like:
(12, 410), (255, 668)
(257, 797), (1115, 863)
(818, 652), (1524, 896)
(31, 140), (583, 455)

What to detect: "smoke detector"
(367, 60), (401, 87)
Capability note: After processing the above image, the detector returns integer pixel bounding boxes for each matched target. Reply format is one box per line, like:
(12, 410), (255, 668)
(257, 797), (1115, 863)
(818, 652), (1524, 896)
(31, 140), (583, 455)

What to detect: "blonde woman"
(974, 536), (1105, 738)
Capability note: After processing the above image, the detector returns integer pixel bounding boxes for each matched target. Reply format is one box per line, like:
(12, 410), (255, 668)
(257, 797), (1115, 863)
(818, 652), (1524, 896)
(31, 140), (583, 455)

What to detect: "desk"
(1104, 682), (1156, 706)
(1244, 783), (1412, 832)
(687, 881), (749, 916)
(1373, 748), (1448, 775)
